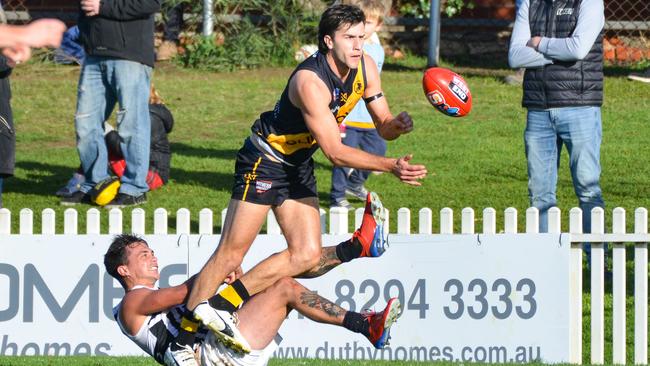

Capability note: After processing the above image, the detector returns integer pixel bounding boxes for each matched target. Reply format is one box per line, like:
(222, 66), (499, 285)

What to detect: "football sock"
(342, 311), (370, 337)
(170, 310), (199, 350)
(335, 238), (362, 263)
(208, 279), (251, 313)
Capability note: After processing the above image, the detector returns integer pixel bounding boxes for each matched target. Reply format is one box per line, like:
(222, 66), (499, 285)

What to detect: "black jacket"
(78, 0), (161, 67)
(0, 55), (14, 177)
(523, 0), (603, 109)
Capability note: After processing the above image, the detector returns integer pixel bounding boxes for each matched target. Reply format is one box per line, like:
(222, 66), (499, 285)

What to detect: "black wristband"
(363, 92), (384, 103)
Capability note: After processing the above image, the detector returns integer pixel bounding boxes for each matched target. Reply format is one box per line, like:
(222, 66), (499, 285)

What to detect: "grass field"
(3, 58), (650, 234)
(1, 57), (649, 365)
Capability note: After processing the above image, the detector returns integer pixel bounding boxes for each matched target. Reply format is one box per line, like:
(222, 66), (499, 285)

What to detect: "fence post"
(419, 208), (432, 234)
(19, 208), (33, 235)
(461, 208), (474, 234)
(320, 208), (326, 234)
(612, 207), (626, 364)
(132, 208), (146, 235)
(591, 207), (605, 364)
(42, 208), (55, 235)
(199, 208), (213, 235)
(267, 210), (281, 234)
(87, 208), (101, 234)
(569, 207), (583, 364)
(548, 207), (561, 233)
(354, 207), (364, 231)
(504, 207), (517, 233)
(154, 208), (168, 235)
(0, 208), (10, 234)
(176, 208), (191, 235)
(440, 208), (453, 234)
(330, 207), (349, 235)
(483, 208), (496, 234)
(634, 207), (648, 365)
(220, 208), (228, 234)
(397, 208), (410, 234)
(108, 208), (123, 234)
(525, 207), (539, 233)
(64, 208), (78, 235)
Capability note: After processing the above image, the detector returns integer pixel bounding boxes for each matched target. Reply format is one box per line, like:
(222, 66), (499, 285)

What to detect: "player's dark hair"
(318, 4), (366, 54)
(104, 234), (148, 288)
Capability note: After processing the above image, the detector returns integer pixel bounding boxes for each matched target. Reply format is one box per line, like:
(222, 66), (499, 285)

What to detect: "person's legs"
(236, 277), (401, 350)
(330, 128), (361, 205)
(557, 106), (605, 261)
(524, 109), (560, 233)
(187, 199), (270, 310)
(238, 197), (323, 295)
(75, 56), (114, 193)
(108, 59), (152, 196)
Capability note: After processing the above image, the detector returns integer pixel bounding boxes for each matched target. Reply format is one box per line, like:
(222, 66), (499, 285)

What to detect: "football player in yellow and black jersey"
(167, 5), (427, 364)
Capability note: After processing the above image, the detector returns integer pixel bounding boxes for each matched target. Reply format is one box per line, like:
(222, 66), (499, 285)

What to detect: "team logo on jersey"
(244, 172), (258, 184)
(557, 8), (573, 16)
(354, 81), (363, 94)
(256, 180), (272, 193)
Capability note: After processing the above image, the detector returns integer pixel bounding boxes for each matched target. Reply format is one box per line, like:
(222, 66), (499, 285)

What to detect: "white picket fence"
(0, 205), (648, 365)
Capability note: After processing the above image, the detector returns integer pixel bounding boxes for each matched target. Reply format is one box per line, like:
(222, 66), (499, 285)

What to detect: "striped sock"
(208, 279), (251, 313)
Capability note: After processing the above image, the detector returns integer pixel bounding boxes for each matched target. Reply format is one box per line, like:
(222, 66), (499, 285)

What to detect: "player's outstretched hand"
(391, 154), (427, 186)
(22, 19), (66, 48)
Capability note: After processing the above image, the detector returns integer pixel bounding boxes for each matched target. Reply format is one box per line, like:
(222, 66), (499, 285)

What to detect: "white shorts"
(199, 333), (282, 366)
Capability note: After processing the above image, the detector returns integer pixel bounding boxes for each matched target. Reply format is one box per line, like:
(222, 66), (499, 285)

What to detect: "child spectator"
(330, 0), (387, 209)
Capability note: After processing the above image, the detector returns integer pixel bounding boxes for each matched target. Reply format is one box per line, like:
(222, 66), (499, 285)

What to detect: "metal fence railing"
(0, 0), (29, 24)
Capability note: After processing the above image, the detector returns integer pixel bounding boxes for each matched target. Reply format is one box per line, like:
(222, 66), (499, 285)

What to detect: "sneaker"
(104, 192), (147, 209)
(55, 172), (85, 197)
(193, 302), (251, 354)
(352, 192), (388, 257)
(331, 199), (353, 210)
(157, 40), (178, 61)
(628, 69), (650, 83)
(60, 191), (91, 206)
(364, 297), (402, 349)
(345, 185), (368, 201)
(163, 342), (198, 366)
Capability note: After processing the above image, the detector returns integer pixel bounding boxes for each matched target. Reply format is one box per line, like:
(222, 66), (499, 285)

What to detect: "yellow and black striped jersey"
(251, 51), (367, 166)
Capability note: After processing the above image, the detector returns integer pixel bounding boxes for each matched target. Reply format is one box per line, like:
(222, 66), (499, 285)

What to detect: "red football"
(422, 67), (472, 117)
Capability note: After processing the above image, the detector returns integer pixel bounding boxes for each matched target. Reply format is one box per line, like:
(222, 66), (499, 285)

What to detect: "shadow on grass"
(169, 166), (233, 191)
(12, 161), (77, 197)
(171, 142), (239, 160)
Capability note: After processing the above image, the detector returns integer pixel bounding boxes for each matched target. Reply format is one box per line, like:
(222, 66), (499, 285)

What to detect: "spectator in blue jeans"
(509, 0), (605, 263)
(62, 0), (161, 208)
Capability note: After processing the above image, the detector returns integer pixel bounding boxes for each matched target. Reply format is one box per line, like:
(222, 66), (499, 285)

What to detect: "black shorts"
(231, 138), (317, 206)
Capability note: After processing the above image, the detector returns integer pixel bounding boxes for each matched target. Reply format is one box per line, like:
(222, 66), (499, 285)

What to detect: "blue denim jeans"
(75, 56), (152, 196)
(525, 106), (605, 237)
(330, 128), (387, 202)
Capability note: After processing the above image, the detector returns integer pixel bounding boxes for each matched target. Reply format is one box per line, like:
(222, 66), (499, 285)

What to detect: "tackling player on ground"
(106, 234), (400, 366)
(168, 5), (427, 363)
